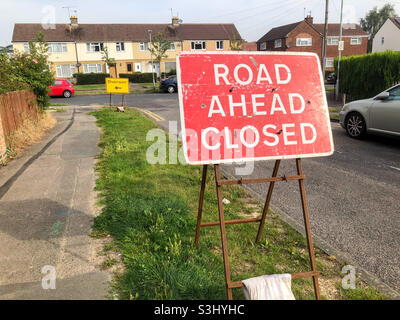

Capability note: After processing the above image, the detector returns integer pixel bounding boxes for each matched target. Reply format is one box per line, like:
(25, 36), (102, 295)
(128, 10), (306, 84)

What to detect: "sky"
(1, 0), (400, 46)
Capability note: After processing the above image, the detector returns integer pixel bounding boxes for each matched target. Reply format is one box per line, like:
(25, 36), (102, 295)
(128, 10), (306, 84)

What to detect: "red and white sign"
(177, 52), (334, 165)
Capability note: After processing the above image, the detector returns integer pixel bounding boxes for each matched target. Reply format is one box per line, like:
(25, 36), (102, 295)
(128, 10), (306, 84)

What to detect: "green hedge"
(324, 70), (334, 79)
(74, 73), (110, 85)
(335, 51), (400, 100)
(167, 69), (176, 77)
(120, 72), (157, 83)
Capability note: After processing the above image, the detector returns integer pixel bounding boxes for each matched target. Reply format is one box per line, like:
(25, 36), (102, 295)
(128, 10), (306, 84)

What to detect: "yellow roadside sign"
(106, 78), (129, 94)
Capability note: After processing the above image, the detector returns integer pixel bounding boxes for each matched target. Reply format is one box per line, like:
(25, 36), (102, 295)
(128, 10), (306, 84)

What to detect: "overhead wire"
(237, 0), (311, 40)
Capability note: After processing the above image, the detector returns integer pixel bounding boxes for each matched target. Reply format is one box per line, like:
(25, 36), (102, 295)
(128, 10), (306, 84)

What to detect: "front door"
(370, 85), (400, 133)
(127, 63), (132, 73)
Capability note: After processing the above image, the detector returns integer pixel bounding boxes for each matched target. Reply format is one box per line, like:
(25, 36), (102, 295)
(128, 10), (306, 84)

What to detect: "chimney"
(171, 16), (180, 26)
(70, 16), (78, 27)
(305, 14), (313, 24)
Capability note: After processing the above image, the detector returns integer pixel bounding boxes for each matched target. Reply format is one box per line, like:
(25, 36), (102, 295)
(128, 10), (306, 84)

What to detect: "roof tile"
(257, 20), (368, 43)
(12, 23), (241, 42)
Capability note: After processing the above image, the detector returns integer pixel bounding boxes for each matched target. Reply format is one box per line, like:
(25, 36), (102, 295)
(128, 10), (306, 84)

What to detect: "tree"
(101, 46), (116, 76)
(0, 32), (53, 109)
(230, 35), (245, 51)
(360, 3), (397, 52)
(149, 32), (172, 83)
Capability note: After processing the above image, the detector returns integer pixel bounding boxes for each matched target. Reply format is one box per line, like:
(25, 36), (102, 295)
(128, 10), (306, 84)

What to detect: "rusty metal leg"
(214, 164), (233, 300)
(296, 158), (321, 300)
(195, 165), (208, 248)
(256, 160), (281, 243)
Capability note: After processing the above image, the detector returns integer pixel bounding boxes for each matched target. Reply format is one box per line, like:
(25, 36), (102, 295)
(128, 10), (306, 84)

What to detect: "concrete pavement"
(0, 106), (110, 299)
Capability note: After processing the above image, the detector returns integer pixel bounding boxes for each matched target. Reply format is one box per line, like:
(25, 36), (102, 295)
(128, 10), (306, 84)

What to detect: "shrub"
(161, 69), (176, 79)
(167, 69), (176, 77)
(73, 72), (110, 85)
(325, 70), (334, 80)
(335, 51), (400, 100)
(120, 72), (157, 83)
(0, 32), (53, 109)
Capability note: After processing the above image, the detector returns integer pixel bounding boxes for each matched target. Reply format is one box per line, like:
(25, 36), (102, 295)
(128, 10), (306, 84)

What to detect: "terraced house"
(12, 16), (242, 78)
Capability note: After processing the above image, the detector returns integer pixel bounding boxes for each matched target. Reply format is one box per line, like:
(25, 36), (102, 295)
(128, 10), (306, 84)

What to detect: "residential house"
(241, 42), (257, 51)
(0, 44), (13, 56)
(12, 16), (241, 78)
(256, 15), (368, 70)
(372, 17), (400, 52)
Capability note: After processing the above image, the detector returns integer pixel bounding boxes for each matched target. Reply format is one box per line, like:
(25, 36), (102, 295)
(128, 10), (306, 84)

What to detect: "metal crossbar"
(194, 159), (321, 300)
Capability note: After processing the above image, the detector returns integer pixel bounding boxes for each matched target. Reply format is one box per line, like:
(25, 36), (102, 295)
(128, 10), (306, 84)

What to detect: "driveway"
(52, 94), (400, 296)
(0, 106), (109, 299)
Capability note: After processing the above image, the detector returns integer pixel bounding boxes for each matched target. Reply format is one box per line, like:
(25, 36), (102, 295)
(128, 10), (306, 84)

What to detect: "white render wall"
(75, 41), (134, 61)
(13, 41), (134, 62)
(372, 19), (400, 52)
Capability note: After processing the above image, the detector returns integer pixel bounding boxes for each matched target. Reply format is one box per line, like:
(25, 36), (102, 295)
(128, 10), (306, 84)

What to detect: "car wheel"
(345, 112), (366, 139)
(63, 90), (72, 98)
(167, 86), (175, 93)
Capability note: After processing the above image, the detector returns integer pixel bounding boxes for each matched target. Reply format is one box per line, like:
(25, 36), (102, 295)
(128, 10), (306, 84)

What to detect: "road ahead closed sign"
(177, 52), (334, 165)
(106, 78), (129, 94)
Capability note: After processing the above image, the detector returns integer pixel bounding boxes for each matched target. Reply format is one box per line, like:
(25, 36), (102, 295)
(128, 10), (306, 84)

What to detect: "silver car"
(339, 84), (400, 138)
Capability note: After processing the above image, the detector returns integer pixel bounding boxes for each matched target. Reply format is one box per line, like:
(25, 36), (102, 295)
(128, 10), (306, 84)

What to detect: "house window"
(83, 63), (103, 73)
(48, 43), (67, 53)
(327, 37), (339, 45)
(216, 40), (224, 50)
(168, 42), (176, 51)
(86, 42), (104, 52)
(140, 42), (149, 51)
(381, 37), (385, 45)
(260, 42), (267, 50)
(56, 64), (75, 78)
(325, 58), (334, 68)
(116, 42), (125, 51)
(350, 37), (361, 45)
(274, 39), (282, 48)
(191, 41), (206, 50)
(296, 38), (312, 46)
(23, 43), (30, 53)
(127, 63), (132, 72)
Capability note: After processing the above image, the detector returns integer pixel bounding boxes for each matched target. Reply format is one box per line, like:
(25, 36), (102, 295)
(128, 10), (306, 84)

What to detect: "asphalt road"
(52, 94), (400, 295)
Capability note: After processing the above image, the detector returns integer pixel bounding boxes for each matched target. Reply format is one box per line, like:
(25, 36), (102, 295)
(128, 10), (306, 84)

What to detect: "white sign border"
(176, 51), (335, 165)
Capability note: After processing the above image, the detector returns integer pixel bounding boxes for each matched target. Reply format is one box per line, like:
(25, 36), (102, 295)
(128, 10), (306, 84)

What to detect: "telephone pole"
(336, 0), (344, 100)
(321, 0), (329, 76)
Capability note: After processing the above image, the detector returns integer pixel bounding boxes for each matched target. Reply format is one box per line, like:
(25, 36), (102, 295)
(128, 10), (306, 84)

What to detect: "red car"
(49, 79), (75, 98)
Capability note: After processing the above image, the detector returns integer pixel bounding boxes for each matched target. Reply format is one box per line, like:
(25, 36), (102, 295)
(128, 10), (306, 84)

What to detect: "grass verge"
(49, 103), (69, 107)
(329, 107), (340, 121)
(6, 112), (56, 156)
(91, 108), (386, 300)
(74, 83), (162, 95)
(75, 90), (108, 96)
(75, 84), (106, 90)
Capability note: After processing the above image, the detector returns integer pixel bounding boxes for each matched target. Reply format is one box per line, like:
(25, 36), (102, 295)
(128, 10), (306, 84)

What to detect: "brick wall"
(325, 36), (368, 60)
(286, 22), (323, 60)
(257, 20), (368, 71)
(258, 21), (323, 60)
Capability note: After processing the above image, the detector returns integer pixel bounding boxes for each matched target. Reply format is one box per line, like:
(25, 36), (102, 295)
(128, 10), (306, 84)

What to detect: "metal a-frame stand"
(194, 159), (321, 300)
